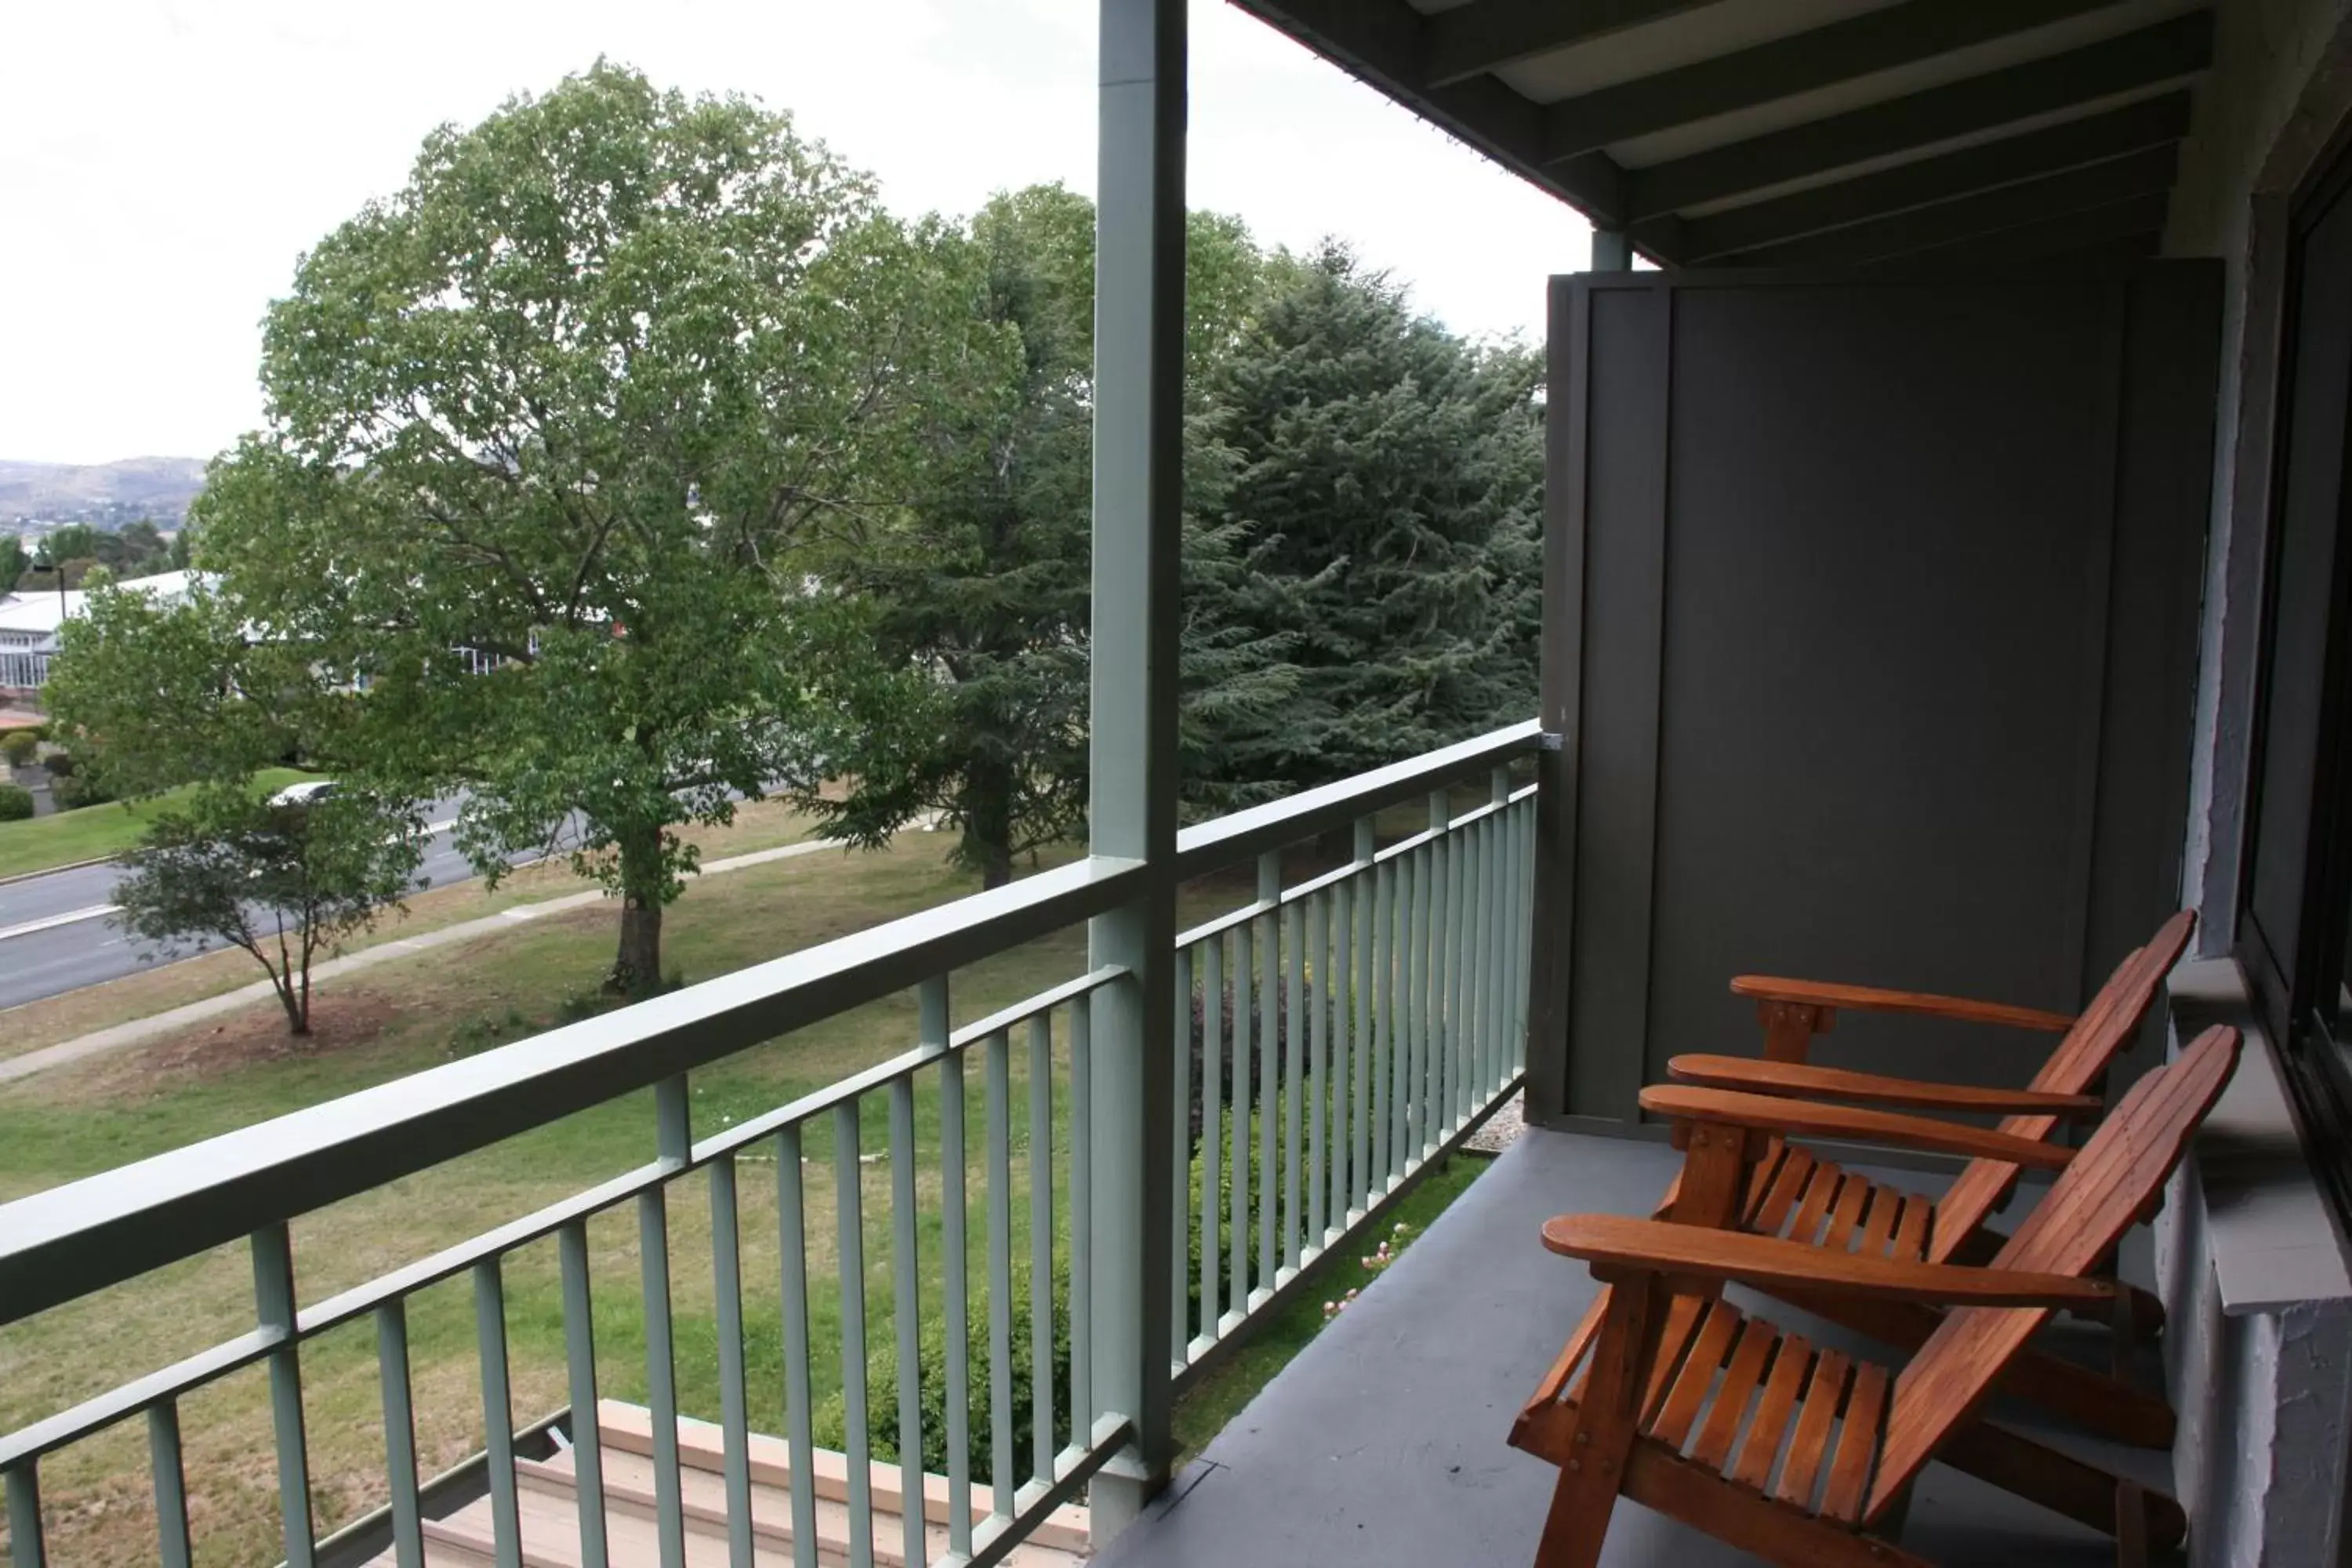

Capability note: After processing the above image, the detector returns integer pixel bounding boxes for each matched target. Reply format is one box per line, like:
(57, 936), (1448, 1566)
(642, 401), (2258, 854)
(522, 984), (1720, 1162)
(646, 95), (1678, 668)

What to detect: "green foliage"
(0, 535), (25, 592)
(0, 784), (31, 822)
(196, 60), (982, 996)
(44, 583), (328, 803)
(0, 731), (37, 768)
(1189, 243), (1544, 802)
(47, 772), (111, 810)
(815, 1258), (1073, 1475)
(30, 521), (171, 583)
(807, 186), (1296, 880)
(111, 789), (426, 1035)
(38, 749), (74, 778)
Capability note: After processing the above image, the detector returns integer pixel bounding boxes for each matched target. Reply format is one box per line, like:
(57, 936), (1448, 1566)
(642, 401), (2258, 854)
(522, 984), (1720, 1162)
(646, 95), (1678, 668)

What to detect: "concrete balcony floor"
(1098, 1127), (2176, 1568)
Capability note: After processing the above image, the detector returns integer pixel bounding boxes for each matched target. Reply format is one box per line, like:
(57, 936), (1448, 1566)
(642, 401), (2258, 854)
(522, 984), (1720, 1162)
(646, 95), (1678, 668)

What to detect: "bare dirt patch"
(82, 991), (402, 1095)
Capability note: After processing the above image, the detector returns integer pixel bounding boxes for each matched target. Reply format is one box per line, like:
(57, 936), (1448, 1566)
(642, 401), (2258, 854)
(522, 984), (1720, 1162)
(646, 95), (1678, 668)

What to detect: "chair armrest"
(1639, 1084), (2074, 1171)
(1664, 1054), (2104, 1120)
(1539, 1214), (2117, 1308)
(1730, 975), (2075, 1033)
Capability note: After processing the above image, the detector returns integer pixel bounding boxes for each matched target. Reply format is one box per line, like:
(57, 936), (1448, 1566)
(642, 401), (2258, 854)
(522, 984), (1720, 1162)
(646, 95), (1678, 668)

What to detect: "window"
(2239, 131), (2352, 1227)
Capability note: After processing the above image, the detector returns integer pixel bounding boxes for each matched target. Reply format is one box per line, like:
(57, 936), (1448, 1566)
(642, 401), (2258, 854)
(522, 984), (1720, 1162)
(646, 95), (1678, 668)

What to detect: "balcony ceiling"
(1227, 0), (2214, 266)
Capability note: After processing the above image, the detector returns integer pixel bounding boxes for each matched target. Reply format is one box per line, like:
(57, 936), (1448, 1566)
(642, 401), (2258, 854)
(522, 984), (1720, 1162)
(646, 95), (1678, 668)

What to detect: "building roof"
(0, 569), (198, 650)
(1228, 0), (2210, 267)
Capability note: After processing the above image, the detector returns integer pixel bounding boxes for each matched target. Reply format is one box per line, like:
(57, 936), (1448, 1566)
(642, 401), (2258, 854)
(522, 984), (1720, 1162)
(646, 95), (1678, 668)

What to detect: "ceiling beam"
(1719, 145), (2180, 265)
(1232, 0), (1632, 223)
(1543, 0), (2134, 160)
(1865, 191), (2172, 267)
(1421, 0), (1722, 87)
(1665, 92), (2193, 261)
(1627, 11), (2212, 220)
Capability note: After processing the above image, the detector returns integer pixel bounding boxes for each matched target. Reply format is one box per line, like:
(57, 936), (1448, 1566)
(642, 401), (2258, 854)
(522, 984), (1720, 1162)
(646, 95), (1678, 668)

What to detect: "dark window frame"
(2238, 119), (2352, 1236)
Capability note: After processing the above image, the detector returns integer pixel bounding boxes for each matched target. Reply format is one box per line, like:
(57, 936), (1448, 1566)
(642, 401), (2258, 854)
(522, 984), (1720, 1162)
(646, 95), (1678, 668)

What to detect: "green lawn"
(0, 767), (321, 879)
(0, 824), (1492, 1566)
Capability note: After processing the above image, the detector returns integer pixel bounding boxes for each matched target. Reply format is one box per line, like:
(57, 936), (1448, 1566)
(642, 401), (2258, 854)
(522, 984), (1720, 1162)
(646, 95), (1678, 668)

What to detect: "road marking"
(0, 904), (118, 943)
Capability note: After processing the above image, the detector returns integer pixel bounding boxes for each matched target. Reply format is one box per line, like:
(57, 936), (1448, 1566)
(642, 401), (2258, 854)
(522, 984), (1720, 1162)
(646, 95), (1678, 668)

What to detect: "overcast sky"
(0, 0), (1592, 466)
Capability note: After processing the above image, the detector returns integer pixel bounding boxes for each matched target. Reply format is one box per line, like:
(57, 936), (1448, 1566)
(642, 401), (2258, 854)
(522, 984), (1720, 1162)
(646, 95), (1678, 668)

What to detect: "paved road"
(0, 795), (556, 1011)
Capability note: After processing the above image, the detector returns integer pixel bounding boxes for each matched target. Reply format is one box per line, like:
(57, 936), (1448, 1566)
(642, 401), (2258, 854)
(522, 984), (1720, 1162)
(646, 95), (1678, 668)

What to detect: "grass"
(0, 808), (1497, 1565)
(0, 767), (321, 880)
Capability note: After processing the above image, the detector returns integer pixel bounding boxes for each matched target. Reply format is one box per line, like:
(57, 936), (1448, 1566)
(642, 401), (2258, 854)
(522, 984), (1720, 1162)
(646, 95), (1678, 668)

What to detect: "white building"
(0, 569), (196, 695)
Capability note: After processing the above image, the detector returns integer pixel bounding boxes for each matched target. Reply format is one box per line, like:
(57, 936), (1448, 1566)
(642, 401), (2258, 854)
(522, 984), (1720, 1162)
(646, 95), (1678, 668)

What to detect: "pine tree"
(1190, 242), (1543, 803)
(808, 187), (1294, 884)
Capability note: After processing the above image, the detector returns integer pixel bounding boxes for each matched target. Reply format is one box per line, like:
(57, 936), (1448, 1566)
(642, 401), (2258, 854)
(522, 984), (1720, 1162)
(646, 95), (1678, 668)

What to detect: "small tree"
(112, 790), (424, 1036)
(0, 536), (25, 593)
(0, 784), (31, 822)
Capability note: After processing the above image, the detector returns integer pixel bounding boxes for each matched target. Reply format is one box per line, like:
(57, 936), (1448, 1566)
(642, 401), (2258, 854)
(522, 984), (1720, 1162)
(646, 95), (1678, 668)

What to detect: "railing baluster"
(1283, 889), (1305, 1273)
(1439, 799), (1458, 1128)
(1308, 888), (1330, 1248)
(1257, 852), (1279, 1299)
(1229, 920), (1251, 1317)
(642, 1079), (690, 1568)
(833, 1099), (874, 1568)
(710, 1154), (756, 1568)
(937, 1004), (974, 1562)
(146, 1402), (191, 1568)
(1428, 791), (1451, 1145)
(1069, 995), (1094, 1439)
(1517, 791), (1536, 1073)
(252, 1221), (314, 1568)
(1170, 944), (1192, 1368)
(1029, 1014), (1056, 1484)
(1376, 840), (1397, 1193)
(5, 1462), (43, 1568)
(556, 1223), (609, 1568)
(372, 1301), (425, 1568)
(985, 1031), (1015, 1524)
(474, 1258), (522, 1568)
(1479, 798), (1501, 1107)
(1336, 879), (1355, 1232)
(1202, 934), (1225, 1337)
(1395, 847), (1417, 1181)
(887, 1068), (925, 1568)
(776, 1125), (819, 1568)
(1353, 816), (1374, 1214)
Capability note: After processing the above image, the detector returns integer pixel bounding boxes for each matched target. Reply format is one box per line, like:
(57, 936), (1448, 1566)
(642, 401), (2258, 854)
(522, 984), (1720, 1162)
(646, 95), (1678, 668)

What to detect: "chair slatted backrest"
(1867, 1023), (2241, 1521)
(1928, 910), (2197, 1260)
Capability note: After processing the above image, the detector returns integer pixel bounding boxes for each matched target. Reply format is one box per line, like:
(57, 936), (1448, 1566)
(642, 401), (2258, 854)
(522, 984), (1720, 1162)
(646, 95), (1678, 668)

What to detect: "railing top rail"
(0, 853), (1145, 1327)
(1172, 718), (1541, 880)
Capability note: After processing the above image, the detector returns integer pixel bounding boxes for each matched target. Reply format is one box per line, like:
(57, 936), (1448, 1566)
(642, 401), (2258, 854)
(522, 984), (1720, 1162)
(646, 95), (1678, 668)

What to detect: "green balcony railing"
(0, 720), (1541, 1568)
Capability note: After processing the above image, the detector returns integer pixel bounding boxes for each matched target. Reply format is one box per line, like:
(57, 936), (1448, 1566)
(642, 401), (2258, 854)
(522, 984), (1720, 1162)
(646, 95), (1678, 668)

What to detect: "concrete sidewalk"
(0, 837), (839, 1086)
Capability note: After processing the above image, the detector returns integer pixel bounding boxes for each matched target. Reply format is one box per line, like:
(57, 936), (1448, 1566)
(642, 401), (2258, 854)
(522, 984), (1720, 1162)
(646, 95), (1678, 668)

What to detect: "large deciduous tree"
(804, 186), (1294, 884)
(197, 62), (995, 995)
(1190, 243), (1543, 800)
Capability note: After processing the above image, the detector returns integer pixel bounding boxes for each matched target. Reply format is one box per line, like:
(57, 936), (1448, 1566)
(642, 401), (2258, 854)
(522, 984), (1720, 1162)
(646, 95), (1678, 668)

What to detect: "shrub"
(815, 1259), (1075, 1475)
(49, 772), (111, 811)
(0, 784), (31, 822)
(38, 750), (74, 779)
(0, 731), (35, 768)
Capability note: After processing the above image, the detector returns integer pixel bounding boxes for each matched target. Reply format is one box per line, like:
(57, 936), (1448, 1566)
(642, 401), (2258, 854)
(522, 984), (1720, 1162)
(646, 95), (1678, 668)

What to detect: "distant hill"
(0, 456), (207, 528)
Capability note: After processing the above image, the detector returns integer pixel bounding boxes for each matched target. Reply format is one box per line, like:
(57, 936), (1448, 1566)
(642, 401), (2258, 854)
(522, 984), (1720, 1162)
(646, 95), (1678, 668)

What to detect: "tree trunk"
(610, 821), (666, 999)
(964, 763), (1017, 891)
(277, 972), (310, 1036)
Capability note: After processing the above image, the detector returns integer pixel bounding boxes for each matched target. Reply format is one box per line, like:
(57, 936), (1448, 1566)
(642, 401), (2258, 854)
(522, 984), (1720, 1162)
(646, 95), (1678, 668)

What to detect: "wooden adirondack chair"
(1640, 911), (2198, 1448)
(1509, 1023), (2239, 1568)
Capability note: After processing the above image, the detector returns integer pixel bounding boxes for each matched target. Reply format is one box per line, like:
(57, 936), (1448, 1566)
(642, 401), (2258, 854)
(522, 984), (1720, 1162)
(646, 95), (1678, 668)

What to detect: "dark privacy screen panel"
(1531, 265), (2219, 1123)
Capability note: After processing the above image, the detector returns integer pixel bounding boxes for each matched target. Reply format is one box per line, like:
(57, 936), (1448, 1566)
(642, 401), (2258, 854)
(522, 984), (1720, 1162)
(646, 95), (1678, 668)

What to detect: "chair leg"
(1533, 1279), (1658, 1568)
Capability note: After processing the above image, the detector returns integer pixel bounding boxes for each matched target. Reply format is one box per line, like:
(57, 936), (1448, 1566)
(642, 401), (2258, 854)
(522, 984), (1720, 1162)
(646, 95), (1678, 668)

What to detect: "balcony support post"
(1086, 0), (1185, 1541)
